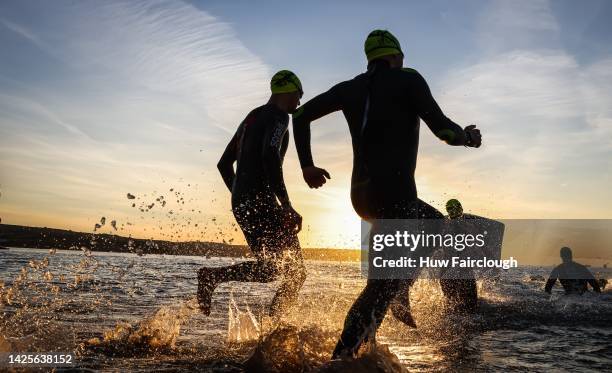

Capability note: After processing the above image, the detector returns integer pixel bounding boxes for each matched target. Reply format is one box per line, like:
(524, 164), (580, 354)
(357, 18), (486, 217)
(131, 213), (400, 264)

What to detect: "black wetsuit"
(292, 60), (467, 357)
(545, 261), (601, 295)
(217, 103), (305, 316)
(438, 213), (480, 313)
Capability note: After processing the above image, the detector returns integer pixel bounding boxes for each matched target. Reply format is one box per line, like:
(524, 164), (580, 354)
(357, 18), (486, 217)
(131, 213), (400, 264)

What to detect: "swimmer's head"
(270, 70), (303, 113)
(365, 30), (404, 68)
(365, 30), (403, 61)
(446, 199), (463, 219)
(560, 246), (573, 262)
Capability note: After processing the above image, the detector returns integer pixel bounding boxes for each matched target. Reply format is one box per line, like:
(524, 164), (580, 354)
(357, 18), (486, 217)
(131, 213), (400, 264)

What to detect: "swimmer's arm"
(588, 278), (602, 293)
(544, 267), (559, 294)
(280, 131), (289, 164)
(292, 86), (343, 168)
(263, 120), (291, 207)
(583, 267), (602, 293)
(217, 129), (239, 192)
(412, 72), (475, 146)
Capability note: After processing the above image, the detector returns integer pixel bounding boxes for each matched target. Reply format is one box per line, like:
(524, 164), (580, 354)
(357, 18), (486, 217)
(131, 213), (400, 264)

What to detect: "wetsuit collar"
(265, 102), (288, 116)
(366, 58), (393, 72)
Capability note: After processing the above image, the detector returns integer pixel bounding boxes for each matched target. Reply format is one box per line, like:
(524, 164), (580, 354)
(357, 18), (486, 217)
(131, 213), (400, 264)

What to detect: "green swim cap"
(446, 199), (462, 211)
(364, 30), (403, 62)
(270, 70), (303, 95)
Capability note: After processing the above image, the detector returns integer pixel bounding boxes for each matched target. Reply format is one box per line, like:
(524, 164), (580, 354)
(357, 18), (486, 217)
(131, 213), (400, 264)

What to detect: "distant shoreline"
(0, 224), (361, 262)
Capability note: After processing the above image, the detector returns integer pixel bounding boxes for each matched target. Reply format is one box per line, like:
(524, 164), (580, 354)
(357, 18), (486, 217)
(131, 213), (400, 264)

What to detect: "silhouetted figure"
(545, 247), (601, 295)
(197, 70), (306, 318)
(439, 199), (478, 312)
(292, 29), (482, 359)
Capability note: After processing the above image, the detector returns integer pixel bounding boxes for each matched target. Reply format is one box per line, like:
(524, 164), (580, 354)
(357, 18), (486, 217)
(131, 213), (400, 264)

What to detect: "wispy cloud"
(0, 93), (92, 139)
(419, 0), (612, 218)
(1, 19), (45, 48)
(58, 0), (270, 132)
(477, 0), (560, 54)
(0, 0), (272, 238)
(1, 0), (610, 248)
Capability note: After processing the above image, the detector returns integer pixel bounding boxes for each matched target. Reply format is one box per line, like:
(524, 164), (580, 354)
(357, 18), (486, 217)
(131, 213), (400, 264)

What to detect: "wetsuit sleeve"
(280, 131), (289, 162)
(217, 127), (239, 192)
(411, 71), (467, 146)
(292, 85), (343, 168)
(544, 266), (559, 293)
(588, 278), (602, 293)
(263, 116), (291, 207)
(582, 266), (602, 293)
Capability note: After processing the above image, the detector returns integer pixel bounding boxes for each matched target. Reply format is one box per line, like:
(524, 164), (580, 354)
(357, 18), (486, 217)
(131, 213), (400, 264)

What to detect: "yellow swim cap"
(364, 30), (403, 62)
(270, 70), (303, 95)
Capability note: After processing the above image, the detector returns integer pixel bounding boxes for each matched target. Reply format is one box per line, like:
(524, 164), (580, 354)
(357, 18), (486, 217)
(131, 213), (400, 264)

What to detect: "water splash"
(87, 298), (199, 355)
(243, 323), (406, 373)
(227, 292), (260, 343)
(318, 343), (407, 373)
(244, 324), (336, 372)
(2, 249), (611, 371)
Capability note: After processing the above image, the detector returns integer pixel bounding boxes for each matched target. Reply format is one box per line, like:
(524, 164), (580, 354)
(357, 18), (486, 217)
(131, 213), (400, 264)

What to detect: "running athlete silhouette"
(197, 70), (307, 317)
(292, 30), (482, 358)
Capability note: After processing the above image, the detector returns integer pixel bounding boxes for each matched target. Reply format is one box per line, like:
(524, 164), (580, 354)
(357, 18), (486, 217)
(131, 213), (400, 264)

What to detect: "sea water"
(0, 248), (610, 372)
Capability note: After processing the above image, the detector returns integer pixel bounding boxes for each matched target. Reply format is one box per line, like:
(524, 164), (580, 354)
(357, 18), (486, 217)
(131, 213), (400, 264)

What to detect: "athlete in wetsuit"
(545, 246), (601, 295)
(439, 199), (478, 312)
(292, 30), (482, 358)
(197, 70), (306, 317)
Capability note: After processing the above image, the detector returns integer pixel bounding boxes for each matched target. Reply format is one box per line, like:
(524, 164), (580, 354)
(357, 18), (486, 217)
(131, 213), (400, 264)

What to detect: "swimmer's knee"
(259, 261), (281, 281)
(286, 263), (307, 285)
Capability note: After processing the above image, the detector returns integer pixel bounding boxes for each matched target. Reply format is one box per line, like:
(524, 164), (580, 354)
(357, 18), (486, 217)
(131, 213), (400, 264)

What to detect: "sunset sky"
(1, 0), (611, 259)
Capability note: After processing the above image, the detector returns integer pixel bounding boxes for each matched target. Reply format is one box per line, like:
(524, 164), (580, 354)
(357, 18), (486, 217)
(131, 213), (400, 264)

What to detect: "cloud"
(0, 0), (272, 237)
(580, 58), (612, 142)
(477, 0), (560, 54)
(0, 93), (92, 139)
(56, 0), (270, 132)
(420, 0), (612, 218)
(1, 19), (46, 48)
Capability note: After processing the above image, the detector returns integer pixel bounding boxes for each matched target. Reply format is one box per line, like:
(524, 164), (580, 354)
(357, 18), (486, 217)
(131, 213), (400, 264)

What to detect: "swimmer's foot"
(197, 267), (220, 315)
(390, 301), (417, 328)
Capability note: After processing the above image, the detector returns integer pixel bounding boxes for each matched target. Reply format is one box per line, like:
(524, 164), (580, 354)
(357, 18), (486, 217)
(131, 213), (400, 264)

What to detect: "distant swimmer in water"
(438, 199), (478, 312)
(197, 70), (306, 317)
(544, 247), (601, 295)
(292, 29), (482, 358)
(391, 199), (479, 320)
